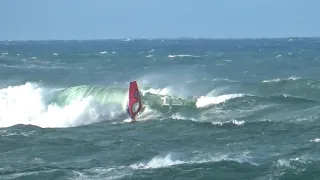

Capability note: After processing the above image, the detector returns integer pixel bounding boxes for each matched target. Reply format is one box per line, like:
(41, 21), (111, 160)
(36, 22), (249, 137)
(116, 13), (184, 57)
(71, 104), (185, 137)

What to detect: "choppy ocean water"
(1, 38), (320, 180)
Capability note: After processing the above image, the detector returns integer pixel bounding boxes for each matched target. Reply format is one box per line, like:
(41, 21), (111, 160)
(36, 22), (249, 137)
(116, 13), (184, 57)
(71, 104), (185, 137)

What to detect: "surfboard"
(126, 81), (142, 121)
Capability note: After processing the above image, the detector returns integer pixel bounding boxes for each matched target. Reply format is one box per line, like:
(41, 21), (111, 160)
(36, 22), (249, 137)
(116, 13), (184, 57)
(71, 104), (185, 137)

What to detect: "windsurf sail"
(127, 81), (142, 121)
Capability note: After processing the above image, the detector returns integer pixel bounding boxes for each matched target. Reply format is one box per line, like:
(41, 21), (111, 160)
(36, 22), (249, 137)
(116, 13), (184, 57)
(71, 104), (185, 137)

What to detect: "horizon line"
(1, 36), (320, 41)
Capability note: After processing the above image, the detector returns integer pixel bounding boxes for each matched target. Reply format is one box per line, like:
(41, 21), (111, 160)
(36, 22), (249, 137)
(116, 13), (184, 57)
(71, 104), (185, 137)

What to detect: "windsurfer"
(126, 104), (132, 119)
(126, 81), (142, 121)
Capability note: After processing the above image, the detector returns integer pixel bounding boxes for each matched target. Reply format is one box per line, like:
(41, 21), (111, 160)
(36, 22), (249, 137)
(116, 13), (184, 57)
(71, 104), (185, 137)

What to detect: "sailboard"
(126, 81), (143, 121)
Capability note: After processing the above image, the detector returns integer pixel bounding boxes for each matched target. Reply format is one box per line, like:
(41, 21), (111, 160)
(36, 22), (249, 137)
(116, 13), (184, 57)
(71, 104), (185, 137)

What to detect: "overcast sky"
(1, 0), (319, 40)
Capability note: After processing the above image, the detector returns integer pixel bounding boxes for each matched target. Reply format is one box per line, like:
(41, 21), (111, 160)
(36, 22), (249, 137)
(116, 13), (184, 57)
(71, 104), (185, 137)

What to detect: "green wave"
(54, 85), (128, 107)
(52, 85), (198, 114)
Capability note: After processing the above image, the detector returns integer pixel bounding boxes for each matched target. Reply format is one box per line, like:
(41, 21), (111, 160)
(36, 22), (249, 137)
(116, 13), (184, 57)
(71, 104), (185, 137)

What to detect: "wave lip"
(196, 94), (245, 108)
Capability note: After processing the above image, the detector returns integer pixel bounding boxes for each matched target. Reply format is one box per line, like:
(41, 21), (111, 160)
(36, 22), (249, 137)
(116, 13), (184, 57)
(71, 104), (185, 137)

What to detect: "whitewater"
(1, 38), (320, 180)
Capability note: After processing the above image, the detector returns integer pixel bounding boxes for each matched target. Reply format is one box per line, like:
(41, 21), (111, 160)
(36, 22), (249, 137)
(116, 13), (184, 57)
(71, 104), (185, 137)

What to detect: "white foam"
(141, 87), (171, 96)
(130, 153), (185, 169)
(262, 76), (300, 83)
(196, 94), (244, 108)
(0, 129), (34, 137)
(168, 54), (199, 58)
(130, 151), (258, 170)
(276, 156), (310, 173)
(71, 166), (130, 180)
(311, 138), (320, 142)
(232, 120), (245, 125)
(170, 113), (197, 122)
(211, 119), (245, 126)
(211, 78), (238, 83)
(0, 82), (121, 128)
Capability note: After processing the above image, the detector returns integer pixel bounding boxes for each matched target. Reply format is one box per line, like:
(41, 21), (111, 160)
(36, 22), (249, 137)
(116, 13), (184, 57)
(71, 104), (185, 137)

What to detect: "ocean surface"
(1, 38), (320, 180)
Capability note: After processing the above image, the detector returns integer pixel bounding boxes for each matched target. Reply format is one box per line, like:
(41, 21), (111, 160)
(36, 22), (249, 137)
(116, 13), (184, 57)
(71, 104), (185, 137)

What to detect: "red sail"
(127, 81), (142, 120)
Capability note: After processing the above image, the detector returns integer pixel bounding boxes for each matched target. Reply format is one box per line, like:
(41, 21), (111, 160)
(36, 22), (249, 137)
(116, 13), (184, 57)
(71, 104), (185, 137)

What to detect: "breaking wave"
(1, 77), (320, 128)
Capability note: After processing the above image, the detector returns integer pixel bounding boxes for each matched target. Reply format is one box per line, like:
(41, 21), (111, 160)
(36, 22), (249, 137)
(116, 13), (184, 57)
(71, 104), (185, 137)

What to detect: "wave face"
(1, 38), (320, 180)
